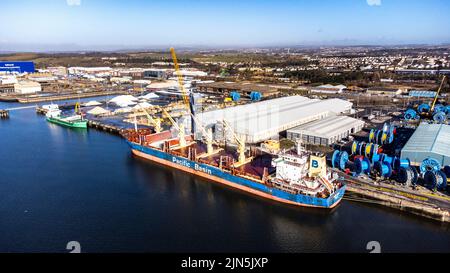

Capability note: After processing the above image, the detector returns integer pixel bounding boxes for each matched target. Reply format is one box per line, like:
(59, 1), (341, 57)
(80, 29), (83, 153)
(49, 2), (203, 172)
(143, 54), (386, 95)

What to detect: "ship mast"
(297, 133), (305, 155)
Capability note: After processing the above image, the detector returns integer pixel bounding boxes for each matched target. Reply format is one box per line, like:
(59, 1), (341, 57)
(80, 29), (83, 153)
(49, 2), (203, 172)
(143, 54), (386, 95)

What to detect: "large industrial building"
(310, 84), (347, 94)
(195, 82), (304, 98)
(401, 123), (450, 166)
(366, 87), (403, 96)
(13, 81), (42, 94)
(196, 96), (353, 144)
(408, 90), (437, 98)
(0, 61), (35, 74)
(286, 115), (365, 146)
(143, 69), (168, 79)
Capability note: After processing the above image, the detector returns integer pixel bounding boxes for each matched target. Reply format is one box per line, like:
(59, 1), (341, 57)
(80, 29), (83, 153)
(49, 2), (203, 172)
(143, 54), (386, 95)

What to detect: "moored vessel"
(45, 102), (88, 129)
(46, 115), (88, 128)
(121, 128), (346, 209)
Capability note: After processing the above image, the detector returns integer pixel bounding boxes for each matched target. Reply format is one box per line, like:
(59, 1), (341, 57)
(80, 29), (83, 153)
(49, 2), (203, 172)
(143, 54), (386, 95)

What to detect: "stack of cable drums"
(404, 109), (418, 121)
(374, 161), (392, 178)
(420, 157), (441, 174)
(331, 150), (349, 171)
(418, 103), (430, 113)
(352, 141), (380, 158)
(396, 166), (418, 186)
(433, 111), (447, 123)
(354, 157), (371, 176)
(249, 91), (262, 101)
(444, 166), (450, 178)
(424, 170), (447, 191)
(420, 158), (447, 191)
(230, 91), (240, 102)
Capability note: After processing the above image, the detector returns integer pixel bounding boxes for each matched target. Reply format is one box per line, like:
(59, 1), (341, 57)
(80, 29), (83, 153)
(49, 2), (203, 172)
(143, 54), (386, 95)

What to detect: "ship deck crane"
(162, 108), (188, 149)
(189, 113), (223, 158)
(221, 119), (253, 168)
(133, 105), (162, 133)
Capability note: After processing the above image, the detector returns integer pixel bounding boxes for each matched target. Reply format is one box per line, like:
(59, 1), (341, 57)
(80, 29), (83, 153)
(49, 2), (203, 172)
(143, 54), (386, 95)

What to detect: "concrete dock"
(340, 171), (450, 223)
(2, 90), (126, 103)
(86, 120), (123, 135)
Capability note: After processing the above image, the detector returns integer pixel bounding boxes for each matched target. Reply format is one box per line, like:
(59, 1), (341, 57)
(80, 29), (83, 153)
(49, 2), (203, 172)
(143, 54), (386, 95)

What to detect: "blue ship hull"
(128, 141), (346, 209)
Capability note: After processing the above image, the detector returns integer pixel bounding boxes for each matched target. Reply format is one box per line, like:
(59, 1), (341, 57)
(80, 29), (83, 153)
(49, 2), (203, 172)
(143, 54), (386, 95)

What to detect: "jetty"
(86, 120), (123, 135)
(1, 90), (126, 103)
(0, 110), (9, 119)
(341, 172), (450, 223)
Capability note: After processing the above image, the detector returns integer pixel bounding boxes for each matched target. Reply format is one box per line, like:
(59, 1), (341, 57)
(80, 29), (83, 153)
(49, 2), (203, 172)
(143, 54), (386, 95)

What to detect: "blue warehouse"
(0, 61), (35, 73)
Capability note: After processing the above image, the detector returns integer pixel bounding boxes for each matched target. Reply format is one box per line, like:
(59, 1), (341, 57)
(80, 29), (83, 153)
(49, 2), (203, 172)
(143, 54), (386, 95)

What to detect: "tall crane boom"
(431, 75), (447, 113)
(170, 47), (191, 112)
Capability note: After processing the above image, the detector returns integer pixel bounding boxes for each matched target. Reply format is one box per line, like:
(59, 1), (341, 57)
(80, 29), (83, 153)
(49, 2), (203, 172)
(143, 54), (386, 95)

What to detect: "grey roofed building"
(287, 115), (365, 146)
(366, 87), (403, 95)
(408, 90), (437, 98)
(401, 123), (450, 167)
(195, 96), (353, 144)
(310, 84), (347, 94)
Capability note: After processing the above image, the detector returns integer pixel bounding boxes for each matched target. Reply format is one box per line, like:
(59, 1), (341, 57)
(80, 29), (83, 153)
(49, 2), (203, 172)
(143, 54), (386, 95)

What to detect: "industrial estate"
(1, 45), (449, 223)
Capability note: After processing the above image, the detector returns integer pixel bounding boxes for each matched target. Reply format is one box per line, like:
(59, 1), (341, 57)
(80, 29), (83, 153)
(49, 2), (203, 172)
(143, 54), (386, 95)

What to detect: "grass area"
(0, 53), (40, 61)
(279, 138), (296, 150)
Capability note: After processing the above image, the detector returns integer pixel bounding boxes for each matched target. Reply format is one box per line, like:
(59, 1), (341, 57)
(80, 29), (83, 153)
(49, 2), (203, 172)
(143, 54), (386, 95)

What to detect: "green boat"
(46, 115), (88, 129)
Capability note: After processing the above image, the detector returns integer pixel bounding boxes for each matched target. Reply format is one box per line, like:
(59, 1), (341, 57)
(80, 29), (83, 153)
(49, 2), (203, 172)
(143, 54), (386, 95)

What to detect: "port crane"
(404, 75), (448, 122)
(170, 48), (244, 162)
(171, 47), (214, 153)
(430, 75), (447, 114)
(221, 119), (253, 167)
(170, 47), (191, 112)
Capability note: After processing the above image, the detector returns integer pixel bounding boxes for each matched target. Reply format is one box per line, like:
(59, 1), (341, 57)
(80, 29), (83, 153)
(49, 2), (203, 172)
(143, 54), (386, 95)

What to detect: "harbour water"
(0, 101), (449, 253)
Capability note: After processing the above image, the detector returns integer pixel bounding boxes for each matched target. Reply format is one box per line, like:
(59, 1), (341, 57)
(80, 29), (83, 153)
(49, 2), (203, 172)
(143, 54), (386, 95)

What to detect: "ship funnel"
(309, 155), (327, 178)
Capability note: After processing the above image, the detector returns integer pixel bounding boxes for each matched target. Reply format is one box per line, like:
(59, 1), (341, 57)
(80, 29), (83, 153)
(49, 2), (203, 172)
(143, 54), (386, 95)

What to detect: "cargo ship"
(46, 114), (88, 128)
(45, 102), (88, 129)
(121, 127), (346, 209)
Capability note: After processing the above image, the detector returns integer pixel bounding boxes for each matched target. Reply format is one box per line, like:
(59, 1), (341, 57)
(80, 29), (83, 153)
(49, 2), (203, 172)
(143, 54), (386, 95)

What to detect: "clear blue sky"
(1, 0), (449, 49)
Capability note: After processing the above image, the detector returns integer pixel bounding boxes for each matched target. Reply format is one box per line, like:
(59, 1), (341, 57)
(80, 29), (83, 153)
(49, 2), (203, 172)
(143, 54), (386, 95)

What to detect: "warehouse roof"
(311, 84), (347, 91)
(401, 123), (450, 166)
(287, 115), (365, 139)
(196, 81), (294, 94)
(367, 87), (401, 92)
(197, 96), (353, 143)
(408, 90), (437, 98)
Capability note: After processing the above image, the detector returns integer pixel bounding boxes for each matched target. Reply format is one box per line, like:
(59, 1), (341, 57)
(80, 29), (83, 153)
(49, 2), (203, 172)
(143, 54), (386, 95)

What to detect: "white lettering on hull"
(172, 156), (212, 175)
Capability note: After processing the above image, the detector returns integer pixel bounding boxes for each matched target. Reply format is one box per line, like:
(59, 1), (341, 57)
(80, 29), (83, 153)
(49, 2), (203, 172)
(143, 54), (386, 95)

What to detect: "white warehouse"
(196, 96), (353, 144)
(14, 81), (42, 94)
(287, 115), (365, 146)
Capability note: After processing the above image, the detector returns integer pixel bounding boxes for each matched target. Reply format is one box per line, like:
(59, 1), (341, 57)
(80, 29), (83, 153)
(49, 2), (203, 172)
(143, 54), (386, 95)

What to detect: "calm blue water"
(0, 100), (449, 253)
